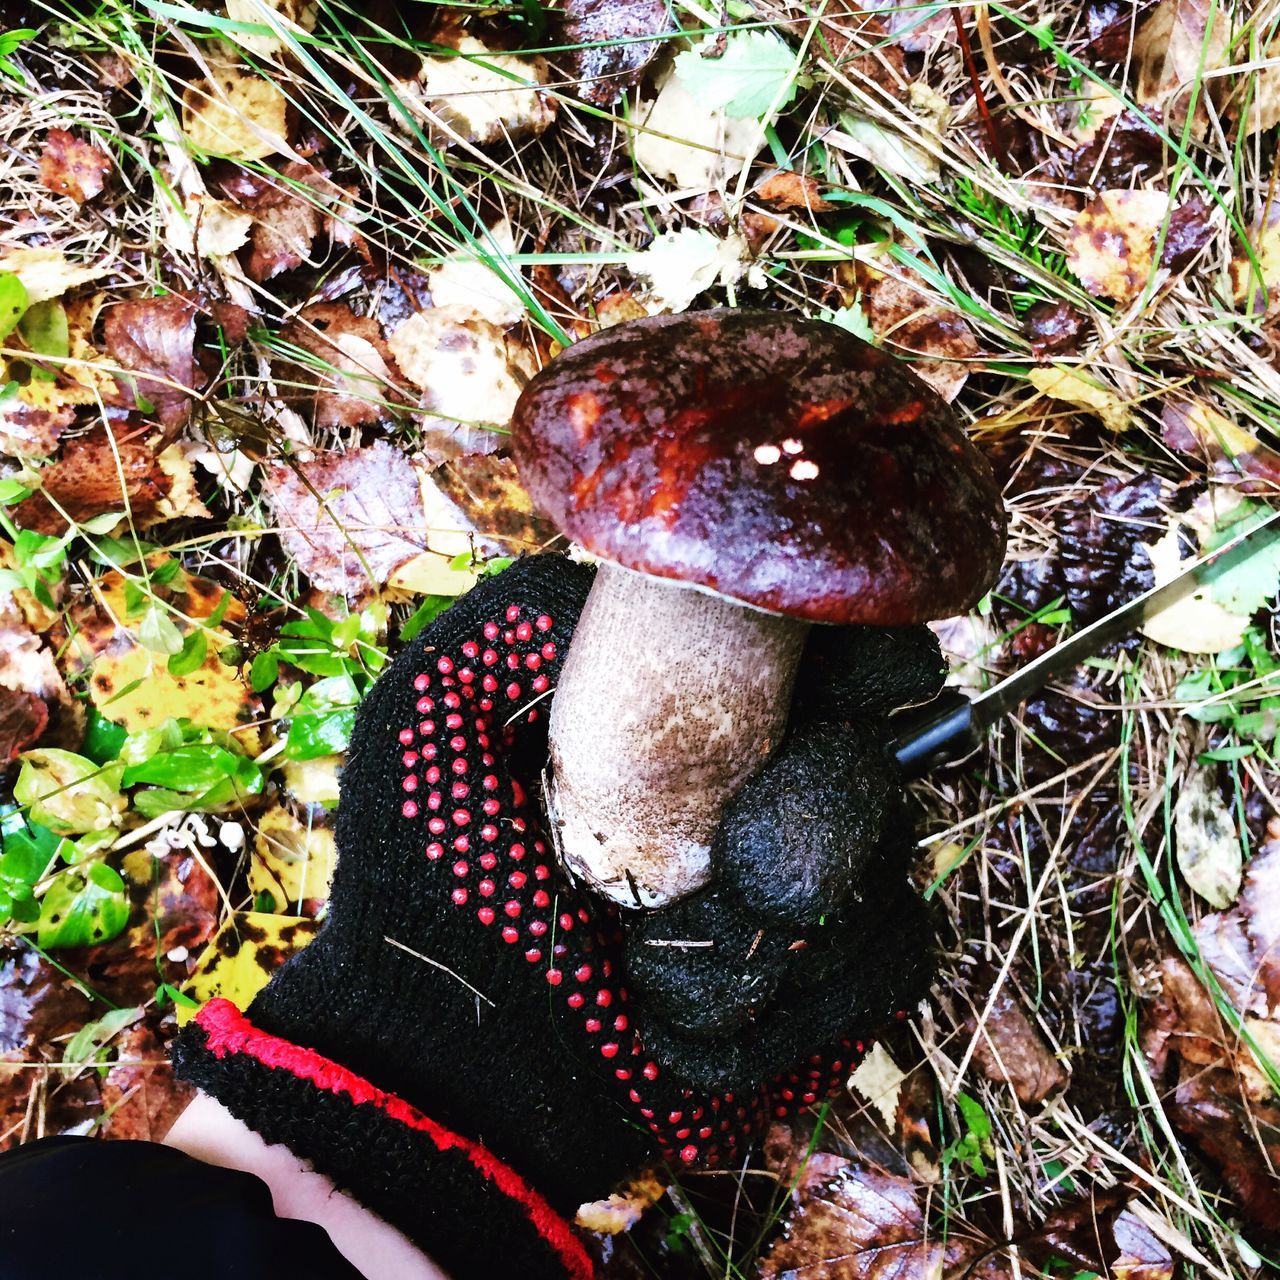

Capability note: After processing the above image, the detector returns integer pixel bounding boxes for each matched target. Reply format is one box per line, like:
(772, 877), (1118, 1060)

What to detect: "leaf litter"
(3, 2), (1280, 1274)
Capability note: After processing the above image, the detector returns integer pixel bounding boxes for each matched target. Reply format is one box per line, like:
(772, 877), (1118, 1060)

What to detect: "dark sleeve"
(0, 1137), (364, 1280)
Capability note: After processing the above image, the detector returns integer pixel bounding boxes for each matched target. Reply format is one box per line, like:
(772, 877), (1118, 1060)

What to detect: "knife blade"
(889, 506), (1280, 778)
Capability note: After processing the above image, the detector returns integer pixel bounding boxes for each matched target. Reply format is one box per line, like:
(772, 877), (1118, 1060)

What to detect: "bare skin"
(164, 1093), (449, 1280)
(546, 563), (809, 908)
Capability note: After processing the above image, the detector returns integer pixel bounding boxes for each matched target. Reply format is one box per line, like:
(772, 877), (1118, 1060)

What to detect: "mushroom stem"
(546, 562), (810, 908)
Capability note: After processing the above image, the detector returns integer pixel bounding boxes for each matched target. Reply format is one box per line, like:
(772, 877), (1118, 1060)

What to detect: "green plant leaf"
(14, 749), (126, 835)
(0, 271), (28, 341)
(37, 860), (130, 949)
(674, 31), (799, 119)
(168, 628), (208, 676)
(18, 299), (69, 380)
(138, 605), (184, 655)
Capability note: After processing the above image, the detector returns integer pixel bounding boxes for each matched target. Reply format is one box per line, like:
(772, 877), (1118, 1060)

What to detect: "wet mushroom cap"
(511, 309), (1006, 625)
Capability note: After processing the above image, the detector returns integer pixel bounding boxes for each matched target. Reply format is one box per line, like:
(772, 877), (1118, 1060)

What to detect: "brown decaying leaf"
(38, 128), (111, 203)
(777, 1), (908, 96)
(1134, 0), (1229, 133)
(431, 455), (560, 556)
(98, 1022), (194, 1143)
(1025, 300), (1090, 357)
(851, 258), (979, 402)
(967, 987), (1068, 1104)
(12, 434), (174, 535)
(265, 441), (431, 600)
(870, 1), (967, 52)
(558, 0), (675, 106)
(278, 302), (403, 430)
(1083, 1), (1163, 64)
(0, 393), (73, 459)
(0, 689), (48, 764)
(1141, 840), (1280, 1225)
(758, 1153), (995, 1280)
(103, 293), (202, 428)
(1161, 399), (1280, 496)
(0, 591), (78, 748)
(216, 161), (344, 282)
(754, 170), (836, 212)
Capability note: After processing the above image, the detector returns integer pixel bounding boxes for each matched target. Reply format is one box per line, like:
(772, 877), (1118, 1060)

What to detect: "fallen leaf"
(574, 1170), (666, 1234)
(64, 565), (260, 742)
(785, 1), (908, 96)
(1110, 1210), (1175, 1280)
(1067, 189), (1170, 302)
(0, 390), (70, 459)
(12, 436), (205, 535)
(1025, 300), (1091, 357)
(1083, 0), (1163, 62)
(225, 0), (318, 56)
(103, 293), (202, 429)
(1140, 525), (1250, 652)
(248, 804), (336, 908)
(412, 38), (555, 146)
(281, 754), (341, 808)
(1229, 201), (1280, 315)
(823, 112), (940, 184)
(0, 689), (48, 764)
(628, 226), (762, 313)
(558, 0), (675, 106)
(1161, 194), (1215, 272)
(386, 306), (522, 458)
(0, 248), (108, 303)
(758, 1154), (991, 1279)
(1027, 365), (1132, 432)
(424, 219), (527, 327)
(216, 160), (345, 282)
(98, 1022), (193, 1142)
(265, 441), (434, 601)
(968, 988), (1067, 1104)
(1134, 0), (1229, 134)
(852, 257), (978, 402)
(1179, 770), (1252, 909)
(38, 128), (111, 203)
(0, 591), (78, 745)
(429, 455), (559, 556)
(848, 1042), (906, 1127)
(178, 911), (320, 1025)
(181, 58), (290, 161)
(161, 191), (253, 258)
(869, 1), (967, 52)
(278, 302), (402, 430)
(632, 70), (765, 189)
(755, 169), (836, 211)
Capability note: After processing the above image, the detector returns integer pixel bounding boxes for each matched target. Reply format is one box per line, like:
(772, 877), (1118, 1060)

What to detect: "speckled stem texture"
(547, 563), (809, 907)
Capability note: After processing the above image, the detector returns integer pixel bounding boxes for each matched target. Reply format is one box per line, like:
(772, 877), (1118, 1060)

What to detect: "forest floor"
(1, 1), (1280, 1276)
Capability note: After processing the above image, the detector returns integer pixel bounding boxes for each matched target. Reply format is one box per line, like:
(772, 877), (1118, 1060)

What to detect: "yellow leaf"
(225, 0), (318, 56)
(0, 248), (108, 303)
(248, 804), (337, 907)
(66, 565), (262, 746)
(1027, 365), (1132, 432)
(181, 59), (289, 161)
(1141, 527), (1248, 653)
(575, 1171), (666, 1234)
(1067, 190), (1170, 302)
(281, 754), (341, 807)
(178, 910), (320, 1025)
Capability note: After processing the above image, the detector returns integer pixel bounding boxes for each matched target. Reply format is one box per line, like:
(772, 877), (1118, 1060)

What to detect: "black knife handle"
(888, 689), (981, 779)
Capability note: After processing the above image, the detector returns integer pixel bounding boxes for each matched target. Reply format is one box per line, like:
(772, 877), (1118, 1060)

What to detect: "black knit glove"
(172, 556), (934, 1280)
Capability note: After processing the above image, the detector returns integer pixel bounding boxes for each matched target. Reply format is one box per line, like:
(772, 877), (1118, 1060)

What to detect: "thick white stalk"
(546, 563), (808, 907)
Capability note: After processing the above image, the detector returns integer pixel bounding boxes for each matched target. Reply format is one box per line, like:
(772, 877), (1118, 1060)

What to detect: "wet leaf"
(1140, 524), (1249, 653)
(968, 988), (1067, 1104)
(11, 435), (204, 535)
(38, 128), (111, 203)
(0, 249), (107, 304)
(1134, 0), (1229, 134)
(14, 749), (125, 835)
(1067, 189), (1170, 302)
(37, 860), (129, 949)
(178, 910), (320, 1024)
(264, 441), (433, 601)
(64, 565), (259, 743)
(1027, 365), (1131, 432)
(1176, 771), (1243, 909)
(1025, 300), (1090, 357)
(423, 219), (526, 327)
(853, 257), (978, 402)
(1161, 398), (1280, 493)
(98, 1021), (194, 1142)
(248, 804), (336, 908)
(558, 0), (675, 106)
(278, 302), (401, 430)
(102, 293), (202, 428)
(181, 59), (290, 161)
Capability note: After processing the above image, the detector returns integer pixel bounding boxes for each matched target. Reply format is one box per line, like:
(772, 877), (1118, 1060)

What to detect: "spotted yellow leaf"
(248, 804), (337, 907)
(177, 910), (319, 1025)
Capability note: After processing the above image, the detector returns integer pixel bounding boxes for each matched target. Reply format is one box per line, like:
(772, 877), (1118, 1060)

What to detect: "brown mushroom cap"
(511, 310), (1006, 625)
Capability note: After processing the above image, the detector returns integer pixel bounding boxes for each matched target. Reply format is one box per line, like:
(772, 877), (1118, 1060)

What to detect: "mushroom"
(510, 309), (1005, 908)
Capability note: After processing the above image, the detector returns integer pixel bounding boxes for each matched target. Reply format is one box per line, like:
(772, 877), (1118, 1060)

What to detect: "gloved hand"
(172, 556), (936, 1280)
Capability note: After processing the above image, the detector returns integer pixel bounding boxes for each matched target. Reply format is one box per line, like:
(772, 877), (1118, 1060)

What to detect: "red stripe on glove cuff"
(195, 998), (594, 1280)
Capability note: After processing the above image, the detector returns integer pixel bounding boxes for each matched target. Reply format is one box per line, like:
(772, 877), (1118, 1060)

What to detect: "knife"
(889, 506), (1280, 778)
